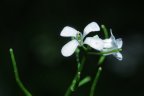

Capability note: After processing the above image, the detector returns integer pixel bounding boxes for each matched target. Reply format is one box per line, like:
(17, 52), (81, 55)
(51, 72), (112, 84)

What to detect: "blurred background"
(0, 0), (144, 96)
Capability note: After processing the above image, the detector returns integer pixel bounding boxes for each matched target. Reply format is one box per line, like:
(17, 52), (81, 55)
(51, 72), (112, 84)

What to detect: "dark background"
(0, 0), (144, 96)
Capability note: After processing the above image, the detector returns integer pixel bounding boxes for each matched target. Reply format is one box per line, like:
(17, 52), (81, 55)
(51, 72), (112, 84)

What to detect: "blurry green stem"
(88, 48), (122, 55)
(98, 56), (105, 65)
(101, 25), (109, 38)
(89, 24), (109, 96)
(9, 48), (32, 96)
(65, 49), (86, 96)
(90, 56), (105, 96)
(78, 76), (91, 87)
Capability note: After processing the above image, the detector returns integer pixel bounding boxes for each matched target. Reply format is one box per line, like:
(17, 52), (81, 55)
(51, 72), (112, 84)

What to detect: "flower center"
(76, 32), (83, 46)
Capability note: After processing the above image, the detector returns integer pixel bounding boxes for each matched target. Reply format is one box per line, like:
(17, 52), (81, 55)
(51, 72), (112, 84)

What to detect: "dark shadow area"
(0, 0), (144, 96)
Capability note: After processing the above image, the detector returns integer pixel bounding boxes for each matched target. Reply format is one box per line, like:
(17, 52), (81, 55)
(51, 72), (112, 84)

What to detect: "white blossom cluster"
(60, 22), (123, 60)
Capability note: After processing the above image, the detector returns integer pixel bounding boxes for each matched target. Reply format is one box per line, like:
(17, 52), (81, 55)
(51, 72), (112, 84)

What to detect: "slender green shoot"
(9, 48), (32, 96)
(78, 76), (91, 87)
(90, 67), (102, 96)
(89, 54), (106, 96)
(88, 48), (122, 55)
(65, 49), (86, 96)
(98, 56), (105, 65)
(101, 25), (109, 38)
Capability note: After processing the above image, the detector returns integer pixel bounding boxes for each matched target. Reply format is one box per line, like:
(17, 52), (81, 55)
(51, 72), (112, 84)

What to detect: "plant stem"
(89, 24), (109, 96)
(88, 48), (122, 55)
(89, 56), (105, 96)
(101, 25), (109, 38)
(9, 48), (32, 96)
(90, 67), (102, 96)
(98, 56), (105, 65)
(78, 76), (91, 87)
(65, 50), (86, 96)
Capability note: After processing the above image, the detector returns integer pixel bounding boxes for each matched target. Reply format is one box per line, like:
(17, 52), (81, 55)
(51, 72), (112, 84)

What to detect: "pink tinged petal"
(60, 26), (78, 37)
(61, 39), (79, 57)
(84, 37), (104, 51)
(83, 22), (100, 37)
(116, 38), (123, 48)
(113, 52), (123, 60)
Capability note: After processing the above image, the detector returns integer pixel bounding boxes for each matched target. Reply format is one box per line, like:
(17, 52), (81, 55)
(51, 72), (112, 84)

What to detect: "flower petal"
(113, 52), (123, 60)
(101, 48), (114, 55)
(61, 39), (79, 57)
(83, 22), (100, 37)
(60, 26), (78, 37)
(116, 38), (123, 48)
(103, 38), (113, 48)
(84, 36), (104, 51)
(110, 29), (123, 48)
(110, 29), (116, 40)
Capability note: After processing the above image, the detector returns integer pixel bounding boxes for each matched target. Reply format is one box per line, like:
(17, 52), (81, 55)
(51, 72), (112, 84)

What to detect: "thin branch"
(9, 48), (32, 96)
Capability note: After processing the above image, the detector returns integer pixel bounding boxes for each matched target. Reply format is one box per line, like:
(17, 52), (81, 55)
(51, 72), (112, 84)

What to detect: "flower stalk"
(65, 49), (86, 96)
(62, 22), (123, 96)
(101, 25), (109, 38)
(9, 48), (32, 96)
(88, 48), (122, 55)
(90, 66), (103, 96)
(89, 54), (106, 96)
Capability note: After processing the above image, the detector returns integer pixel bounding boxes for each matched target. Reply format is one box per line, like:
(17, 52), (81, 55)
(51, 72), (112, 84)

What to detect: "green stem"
(89, 24), (109, 96)
(88, 48), (122, 55)
(98, 56), (105, 65)
(101, 25), (109, 38)
(78, 76), (91, 87)
(9, 48), (32, 96)
(89, 56), (105, 96)
(90, 67), (102, 96)
(65, 49), (86, 96)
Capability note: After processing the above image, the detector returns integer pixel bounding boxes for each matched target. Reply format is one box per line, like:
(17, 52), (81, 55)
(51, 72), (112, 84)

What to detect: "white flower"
(60, 22), (103, 57)
(84, 35), (104, 51)
(102, 29), (123, 60)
